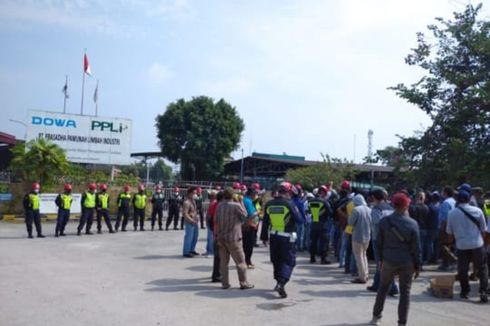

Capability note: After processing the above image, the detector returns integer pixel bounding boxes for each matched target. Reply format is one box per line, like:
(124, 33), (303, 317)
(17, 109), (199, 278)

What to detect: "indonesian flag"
(84, 53), (92, 76)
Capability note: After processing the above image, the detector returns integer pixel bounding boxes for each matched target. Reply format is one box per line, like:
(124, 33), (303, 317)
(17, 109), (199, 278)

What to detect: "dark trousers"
(345, 234), (353, 273)
(373, 261), (414, 325)
(310, 223), (328, 259)
(133, 208), (145, 230)
(25, 209), (42, 236)
(457, 246), (488, 295)
(55, 209), (70, 235)
(166, 207), (180, 229)
(197, 207), (205, 228)
(242, 228), (256, 265)
(78, 208), (94, 233)
(270, 234), (296, 285)
(151, 207), (163, 229)
(97, 209), (113, 232)
(115, 208), (130, 231)
(212, 239), (221, 281)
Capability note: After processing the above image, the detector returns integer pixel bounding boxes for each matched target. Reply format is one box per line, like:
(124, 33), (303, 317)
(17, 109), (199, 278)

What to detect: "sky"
(1, 0), (488, 164)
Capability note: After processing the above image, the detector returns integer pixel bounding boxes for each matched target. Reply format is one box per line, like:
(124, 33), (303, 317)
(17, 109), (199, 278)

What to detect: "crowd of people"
(21, 179), (490, 326)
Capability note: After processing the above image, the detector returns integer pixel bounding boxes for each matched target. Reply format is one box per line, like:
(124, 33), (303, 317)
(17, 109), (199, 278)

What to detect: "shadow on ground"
(134, 254), (183, 260)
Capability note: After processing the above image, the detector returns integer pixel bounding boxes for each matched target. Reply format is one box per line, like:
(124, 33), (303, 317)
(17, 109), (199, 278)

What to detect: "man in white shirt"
(446, 185), (488, 303)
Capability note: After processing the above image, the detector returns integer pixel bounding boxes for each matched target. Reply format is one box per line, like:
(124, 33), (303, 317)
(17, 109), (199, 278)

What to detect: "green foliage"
(9, 138), (69, 189)
(389, 4), (490, 188)
(120, 159), (173, 183)
(156, 96), (244, 180)
(285, 154), (356, 191)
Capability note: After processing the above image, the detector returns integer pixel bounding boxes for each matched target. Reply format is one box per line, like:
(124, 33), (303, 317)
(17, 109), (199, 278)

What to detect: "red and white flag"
(84, 53), (92, 76)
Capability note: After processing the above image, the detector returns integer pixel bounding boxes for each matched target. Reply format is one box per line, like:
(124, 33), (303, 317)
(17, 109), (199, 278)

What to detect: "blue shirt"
(438, 197), (455, 227)
(243, 196), (257, 217)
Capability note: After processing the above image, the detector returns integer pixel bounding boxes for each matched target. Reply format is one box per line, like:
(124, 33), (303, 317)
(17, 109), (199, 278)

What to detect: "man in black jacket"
(370, 192), (421, 326)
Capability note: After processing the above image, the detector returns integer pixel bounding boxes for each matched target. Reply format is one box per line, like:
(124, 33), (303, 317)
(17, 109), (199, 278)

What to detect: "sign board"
(39, 193), (82, 214)
(0, 194), (12, 201)
(26, 110), (132, 165)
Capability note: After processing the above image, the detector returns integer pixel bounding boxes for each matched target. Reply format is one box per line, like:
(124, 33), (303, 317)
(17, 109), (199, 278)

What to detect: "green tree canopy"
(389, 4), (490, 188)
(285, 155), (355, 191)
(156, 96), (244, 180)
(9, 138), (69, 188)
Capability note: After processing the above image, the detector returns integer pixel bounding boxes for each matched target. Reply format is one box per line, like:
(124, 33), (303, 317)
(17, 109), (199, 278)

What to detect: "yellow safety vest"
(84, 192), (96, 208)
(119, 192), (131, 207)
(134, 193), (147, 209)
(267, 205), (290, 232)
(60, 194), (72, 210)
(255, 201), (263, 218)
(483, 202), (490, 218)
(308, 201), (325, 223)
(29, 193), (40, 210)
(99, 193), (109, 209)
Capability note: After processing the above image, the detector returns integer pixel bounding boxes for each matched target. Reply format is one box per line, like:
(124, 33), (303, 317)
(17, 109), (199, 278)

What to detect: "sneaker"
(388, 289), (399, 297)
(276, 284), (287, 298)
(480, 293), (488, 303)
(460, 292), (469, 299)
(183, 254), (194, 258)
(320, 259), (332, 265)
(310, 256), (316, 263)
(109, 230), (115, 234)
(240, 283), (254, 290)
(77, 231), (81, 236)
(190, 251), (200, 256)
(37, 234), (45, 238)
(366, 286), (377, 292)
(60, 233), (66, 236)
(86, 232), (93, 235)
(247, 264), (255, 269)
(351, 278), (367, 284)
(221, 284), (231, 289)
(28, 235), (34, 239)
(369, 316), (381, 325)
(211, 278), (221, 283)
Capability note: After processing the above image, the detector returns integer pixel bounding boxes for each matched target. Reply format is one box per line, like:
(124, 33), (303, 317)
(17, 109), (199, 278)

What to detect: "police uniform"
(260, 195), (302, 298)
(133, 191), (147, 231)
(55, 192), (72, 236)
(151, 191), (165, 230)
(23, 191), (44, 238)
(115, 191), (131, 231)
(308, 196), (333, 263)
(78, 191), (96, 235)
(96, 192), (114, 233)
(166, 193), (182, 230)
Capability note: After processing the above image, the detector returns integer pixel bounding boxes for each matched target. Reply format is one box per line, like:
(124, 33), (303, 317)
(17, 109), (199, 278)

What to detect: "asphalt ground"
(0, 221), (488, 326)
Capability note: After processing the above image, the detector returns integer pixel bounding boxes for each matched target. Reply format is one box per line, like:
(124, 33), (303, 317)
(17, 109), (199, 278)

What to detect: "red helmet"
(279, 182), (292, 193)
(155, 185), (161, 191)
(31, 182), (40, 190)
(173, 187), (180, 192)
(251, 183), (261, 191)
(64, 183), (72, 192)
(232, 182), (241, 190)
(295, 183), (303, 192)
(341, 180), (351, 190)
(240, 184), (247, 192)
(196, 187), (202, 194)
(123, 184), (131, 192)
(318, 185), (328, 195)
(138, 184), (145, 192)
(88, 182), (97, 191)
(99, 184), (108, 191)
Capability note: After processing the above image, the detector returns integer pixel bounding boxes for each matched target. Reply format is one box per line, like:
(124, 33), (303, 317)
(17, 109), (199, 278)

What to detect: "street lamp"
(8, 118), (27, 140)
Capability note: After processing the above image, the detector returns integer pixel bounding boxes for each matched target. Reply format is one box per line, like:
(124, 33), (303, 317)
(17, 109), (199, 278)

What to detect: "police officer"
(133, 184), (147, 231)
(23, 182), (45, 238)
(308, 185), (334, 264)
(166, 187), (182, 231)
(115, 184), (132, 232)
(151, 185), (165, 231)
(77, 183), (97, 236)
(260, 182), (302, 298)
(96, 183), (114, 234)
(55, 183), (73, 237)
(196, 187), (205, 229)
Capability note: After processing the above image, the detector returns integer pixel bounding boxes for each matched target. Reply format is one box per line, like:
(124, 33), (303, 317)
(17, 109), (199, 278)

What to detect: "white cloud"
(147, 63), (173, 83)
(199, 77), (253, 97)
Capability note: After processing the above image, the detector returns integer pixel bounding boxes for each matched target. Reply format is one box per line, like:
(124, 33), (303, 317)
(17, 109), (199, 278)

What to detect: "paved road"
(0, 221), (487, 326)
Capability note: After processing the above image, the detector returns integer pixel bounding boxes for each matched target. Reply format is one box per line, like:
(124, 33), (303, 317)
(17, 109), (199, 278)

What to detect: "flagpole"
(95, 79), (99, 116)
(63, 75), (68, 114)
(81, 67), (85, 115)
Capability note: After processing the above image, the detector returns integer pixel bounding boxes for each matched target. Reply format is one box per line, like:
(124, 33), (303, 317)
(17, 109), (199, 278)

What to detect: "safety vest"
(99, 193), (109, 209)
(84, 192), (96, 208)
(60, 194), (72, 210)
(254, 200), (262, 218)
(483, 202), (490, 218)
(29, 193), (40, 210)
(308, 201), (325, 223)
(134, 193), (147, 209)
(267, 205), (290, 232)
(119, 192), (131, 207)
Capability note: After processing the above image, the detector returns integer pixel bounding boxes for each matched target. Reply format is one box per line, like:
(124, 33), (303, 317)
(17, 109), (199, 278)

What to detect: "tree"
(285, 154), (355, 191)
(9, 138), (70, 188)
(389, 4), (490, 188)
(156, 96), (244, 180)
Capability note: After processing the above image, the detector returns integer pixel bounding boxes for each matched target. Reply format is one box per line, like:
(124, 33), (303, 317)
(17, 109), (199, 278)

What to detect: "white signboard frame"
(26, 110), (132, 165)
(39, 193), (82, 214)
